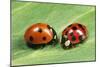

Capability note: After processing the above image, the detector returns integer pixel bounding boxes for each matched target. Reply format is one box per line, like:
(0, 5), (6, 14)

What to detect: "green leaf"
(12, 1), (96, 66)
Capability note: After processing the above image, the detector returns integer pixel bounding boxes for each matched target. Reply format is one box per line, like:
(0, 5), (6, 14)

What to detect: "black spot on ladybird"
(38, 28), (42, 33)
(78, 24), (82, 27)
(30, 36), (33, 41)
(72, 26), (77, 30)
(71, 35), (76, 41)
(78, 24), (84, 30)
(43, 37), (46, 40)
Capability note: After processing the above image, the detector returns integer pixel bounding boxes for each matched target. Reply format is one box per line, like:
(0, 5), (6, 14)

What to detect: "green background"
(12, 0), (96, 66)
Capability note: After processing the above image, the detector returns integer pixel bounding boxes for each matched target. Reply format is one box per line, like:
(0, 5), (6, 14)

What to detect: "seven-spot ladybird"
(61, 23), (88, 49)
(24, 23), (58, 49)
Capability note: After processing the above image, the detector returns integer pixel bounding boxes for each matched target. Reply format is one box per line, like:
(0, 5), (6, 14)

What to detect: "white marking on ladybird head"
(69, 29), (73, 33)
(33, 27), (39, 32)
(76, 30), (83, 35)
(65, 40), (70, 47)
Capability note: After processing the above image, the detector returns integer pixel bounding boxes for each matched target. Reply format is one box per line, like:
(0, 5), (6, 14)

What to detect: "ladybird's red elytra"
(24, 23), (58, 49)
(61, 23), (88, 49)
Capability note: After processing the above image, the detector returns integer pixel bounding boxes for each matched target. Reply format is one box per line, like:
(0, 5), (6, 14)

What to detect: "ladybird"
(61, 23), (88, 49)
(24, 23), (58, 49)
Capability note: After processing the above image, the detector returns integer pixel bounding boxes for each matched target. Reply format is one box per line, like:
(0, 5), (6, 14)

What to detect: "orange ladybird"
(24, 23), (57, 49)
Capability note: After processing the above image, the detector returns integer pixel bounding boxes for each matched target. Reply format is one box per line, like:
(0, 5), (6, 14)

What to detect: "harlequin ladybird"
(24, 23), (58, 49)
(61, 23), (88, 49)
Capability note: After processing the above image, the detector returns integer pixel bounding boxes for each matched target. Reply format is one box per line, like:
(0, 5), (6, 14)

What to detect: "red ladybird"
(61, 23), (88, 49)
(24, 23), (57, 49)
